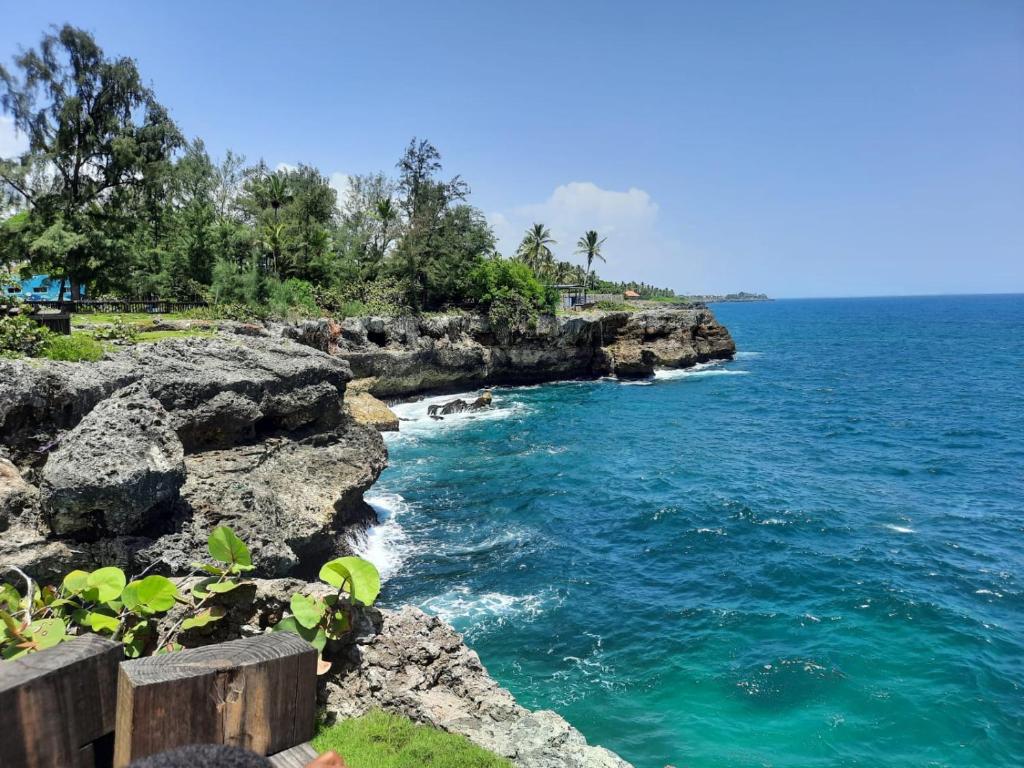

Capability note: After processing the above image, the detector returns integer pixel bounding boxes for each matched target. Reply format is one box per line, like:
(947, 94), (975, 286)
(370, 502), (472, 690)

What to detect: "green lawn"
(313, 711), (510, 768)
(71, 312), (190, 326)
(135, 328), (215, 342)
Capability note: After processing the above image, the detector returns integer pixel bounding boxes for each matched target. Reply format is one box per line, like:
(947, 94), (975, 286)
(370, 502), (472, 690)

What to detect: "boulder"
(39, 383), (186, 537)
(324, 606), (631, 768)
(345, 391), (399, 432)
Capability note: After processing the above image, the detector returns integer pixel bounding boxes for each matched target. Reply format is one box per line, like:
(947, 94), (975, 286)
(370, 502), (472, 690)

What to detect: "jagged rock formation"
(324, 605), (631, 768)
(0, 335), (386, 582)
(285, 308), (735, 398)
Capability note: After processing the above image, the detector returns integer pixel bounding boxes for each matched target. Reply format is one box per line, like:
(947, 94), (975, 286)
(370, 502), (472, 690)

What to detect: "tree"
(515, 223), (556, 277)
(0, 25), (183, 298)
(575, 230), (606, 301)
(374, 197), (397, 260)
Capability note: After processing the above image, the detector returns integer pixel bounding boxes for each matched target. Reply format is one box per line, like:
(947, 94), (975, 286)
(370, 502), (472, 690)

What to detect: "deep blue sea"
(359, 296), (1024, 768)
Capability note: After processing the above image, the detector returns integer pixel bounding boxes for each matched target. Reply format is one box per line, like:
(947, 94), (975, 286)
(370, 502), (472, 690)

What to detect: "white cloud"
(274, 162), (298, 173)
(0, 116), (29, 159)
(328, 172), (350, 200)
(488, 181), (696, 288)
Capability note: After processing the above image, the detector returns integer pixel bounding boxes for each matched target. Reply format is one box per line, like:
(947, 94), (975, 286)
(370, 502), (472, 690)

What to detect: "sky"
(1, 1), (1022, 298)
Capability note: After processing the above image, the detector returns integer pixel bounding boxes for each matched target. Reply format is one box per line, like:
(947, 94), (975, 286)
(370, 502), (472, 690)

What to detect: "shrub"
(90, 316), (139, 343)
(0, 314), (52, 357)
(268, 278), (319, 319)
(43, 333), (104, 361)
(466, 258), (557, 335)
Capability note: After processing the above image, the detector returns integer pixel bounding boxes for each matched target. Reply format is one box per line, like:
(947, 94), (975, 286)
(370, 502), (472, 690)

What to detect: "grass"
(313, 711), (511, 768)
(71, 312), (190, 326)
(42, 332), (105, 361)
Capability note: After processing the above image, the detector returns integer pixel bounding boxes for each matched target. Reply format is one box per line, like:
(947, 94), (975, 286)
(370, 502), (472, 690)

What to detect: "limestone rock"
(324, 606), (631, 768)
(0, 335), (353, 461)
(0, 458), (38, 531)
(345, 391), (399, 432)
(39, 383), (186, 537)
(142, 419), (387, 577)
(286, 308), (734, 398)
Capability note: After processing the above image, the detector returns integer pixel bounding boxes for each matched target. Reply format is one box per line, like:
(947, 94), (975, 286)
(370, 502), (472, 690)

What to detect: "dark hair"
(128, 744), (273, 768)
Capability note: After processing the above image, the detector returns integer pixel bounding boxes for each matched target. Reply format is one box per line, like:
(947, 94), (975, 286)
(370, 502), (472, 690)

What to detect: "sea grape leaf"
(190, 562), (225, 576)
(0, 584), (20, 613)
(62, 570), (90, 595)
(318, 557), (381, 606)
(273, 616), (327, 652)
(207, 526), (252, 568)
(290, 594), (325, 629)
(85, 567), (126, 603)
(29, 618), (66, 649)
(79, 611), (119, 633)
(181, 606), (225, 631)
(123, 575), (179, 614)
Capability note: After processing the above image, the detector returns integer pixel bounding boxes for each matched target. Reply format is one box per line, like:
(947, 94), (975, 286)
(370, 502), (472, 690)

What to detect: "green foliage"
(313, 710), (512, 768)
(272, 555), (381, 671)
(42, 333), (105, 361)
(466, 257), (557, 333)
(268, 278), (319, 319)
(89, 316), (140, 343)
(0, 526), (252, 660)
(0, 314), (51, 357)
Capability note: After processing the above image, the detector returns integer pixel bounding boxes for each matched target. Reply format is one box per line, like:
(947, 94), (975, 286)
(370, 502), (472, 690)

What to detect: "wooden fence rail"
(30, 299), (209, 314)
(0, 633), (317, 768)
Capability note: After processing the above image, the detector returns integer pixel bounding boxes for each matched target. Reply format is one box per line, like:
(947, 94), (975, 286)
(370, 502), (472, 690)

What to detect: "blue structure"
(4, 274), (84, 302)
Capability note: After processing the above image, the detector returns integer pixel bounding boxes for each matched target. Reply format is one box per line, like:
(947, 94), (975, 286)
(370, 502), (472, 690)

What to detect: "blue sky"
(2, 1), (1022, 297)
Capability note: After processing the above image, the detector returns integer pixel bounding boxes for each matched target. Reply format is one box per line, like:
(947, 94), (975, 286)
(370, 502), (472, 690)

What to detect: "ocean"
(357, 295), (1024, 768)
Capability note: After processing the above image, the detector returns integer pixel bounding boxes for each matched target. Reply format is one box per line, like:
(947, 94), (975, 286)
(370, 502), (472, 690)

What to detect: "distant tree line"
(0, 25), (670, 319)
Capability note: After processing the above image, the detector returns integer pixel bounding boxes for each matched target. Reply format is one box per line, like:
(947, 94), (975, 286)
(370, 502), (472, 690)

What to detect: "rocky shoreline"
(0, 307), (735, 767)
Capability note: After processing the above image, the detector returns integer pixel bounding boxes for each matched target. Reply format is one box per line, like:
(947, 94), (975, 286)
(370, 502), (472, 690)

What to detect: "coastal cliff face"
(284, 307), (735, 398)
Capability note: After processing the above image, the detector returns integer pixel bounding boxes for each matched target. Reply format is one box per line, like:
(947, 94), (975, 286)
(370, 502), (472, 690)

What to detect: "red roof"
(623, 290), (641, 298)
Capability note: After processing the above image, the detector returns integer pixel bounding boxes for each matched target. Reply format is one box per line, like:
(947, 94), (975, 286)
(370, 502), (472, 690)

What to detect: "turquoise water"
(361, 296), (1024, 768)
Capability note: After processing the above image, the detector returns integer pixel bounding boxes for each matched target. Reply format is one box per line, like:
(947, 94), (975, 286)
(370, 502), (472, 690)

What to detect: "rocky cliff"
(284, 307), (735, 398)
(0, 333), (386, 582)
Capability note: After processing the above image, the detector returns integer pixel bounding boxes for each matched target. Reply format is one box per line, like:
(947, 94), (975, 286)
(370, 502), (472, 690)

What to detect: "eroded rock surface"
(40, 383), (186, 537)
(286, 308), (734, 397)
(324, 606), (631, 768)
(345, 391), (400, 432)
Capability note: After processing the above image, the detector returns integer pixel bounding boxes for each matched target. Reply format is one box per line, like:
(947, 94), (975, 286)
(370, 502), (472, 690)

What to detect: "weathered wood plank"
(0, 634), (123, 768)
(113, 633), (317, 768)
(268, 742), (318, 768)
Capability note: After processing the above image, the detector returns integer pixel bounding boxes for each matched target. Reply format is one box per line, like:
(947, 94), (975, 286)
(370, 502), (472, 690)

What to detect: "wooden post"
(113, 633), (317, 767)
(0, 635), (123, 768)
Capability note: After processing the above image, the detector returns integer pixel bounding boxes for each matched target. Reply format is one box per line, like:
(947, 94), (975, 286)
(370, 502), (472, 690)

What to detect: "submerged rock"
(427, 389), (494, 419)
(324, 605), (631, 768)
(39, 383), (186, 537)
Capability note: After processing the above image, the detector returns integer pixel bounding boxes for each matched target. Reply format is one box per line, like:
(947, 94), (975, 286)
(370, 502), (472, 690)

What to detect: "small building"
(550, 284), (585, 309)
(623, 290), (641, 300)
(5, 274), (84, 302)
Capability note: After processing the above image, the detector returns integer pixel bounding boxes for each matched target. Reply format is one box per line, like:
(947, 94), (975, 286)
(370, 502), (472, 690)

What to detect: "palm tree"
(575, 230), (606, 302)
(374, 197), (398, 260)
(256, 222), (287, 275)
(262, 172), (293, 224)
(516, 223), (556, 277)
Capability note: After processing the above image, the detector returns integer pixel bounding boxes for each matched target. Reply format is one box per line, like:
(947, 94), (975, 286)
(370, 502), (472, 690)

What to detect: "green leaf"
(190, 562), (225, 576)
(122, 576), (179, 614)
(318, 557), (381, 606)
(204, 580), (240, 594)
(79, 611), (119, 633)
(272, 616), (327, 651)
(62, 570), (90, 594)
(84, 567), (126, 603)
(207, 526), (252, 568)
(180, 606), (225, 631)
(28, 618), (67, 649)
(0, 583), (22, 612)
(290, 594), (325, 629)
(326, 612), (350, 638)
